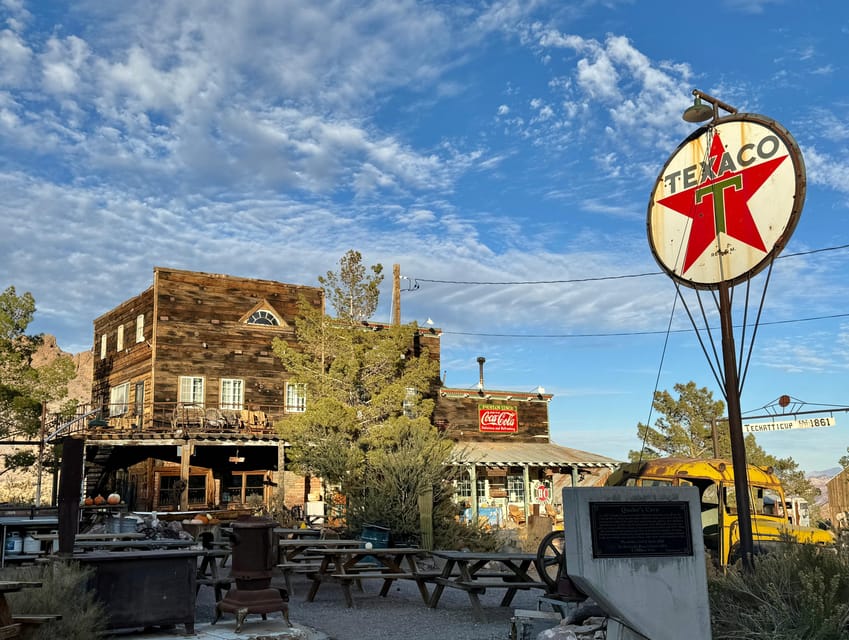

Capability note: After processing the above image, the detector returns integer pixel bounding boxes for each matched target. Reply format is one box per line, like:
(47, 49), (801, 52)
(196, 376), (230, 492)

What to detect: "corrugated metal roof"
(451, 440), (621, 468)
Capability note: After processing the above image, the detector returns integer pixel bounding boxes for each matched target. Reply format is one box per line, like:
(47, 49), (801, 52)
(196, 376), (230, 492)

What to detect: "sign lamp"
(682, 95), (713, 123)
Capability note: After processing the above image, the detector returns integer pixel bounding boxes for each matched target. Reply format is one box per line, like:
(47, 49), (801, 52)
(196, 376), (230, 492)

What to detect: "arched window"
(247, 309), (280, 326)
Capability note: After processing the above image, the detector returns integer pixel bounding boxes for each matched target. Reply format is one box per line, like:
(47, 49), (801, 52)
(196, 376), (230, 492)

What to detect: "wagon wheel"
(536, 529), (565, 589)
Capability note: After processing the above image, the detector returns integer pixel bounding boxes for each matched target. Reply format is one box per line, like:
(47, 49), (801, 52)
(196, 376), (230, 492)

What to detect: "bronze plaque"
(590, 501), (693, 558)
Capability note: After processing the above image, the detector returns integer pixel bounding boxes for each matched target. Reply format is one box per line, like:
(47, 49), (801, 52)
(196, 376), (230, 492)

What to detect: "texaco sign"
(647, 114), (805, 288)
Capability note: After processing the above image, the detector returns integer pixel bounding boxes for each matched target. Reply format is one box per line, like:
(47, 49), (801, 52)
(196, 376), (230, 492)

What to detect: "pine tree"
(0, 285), (75, 475)
(271, 254), (453, 542)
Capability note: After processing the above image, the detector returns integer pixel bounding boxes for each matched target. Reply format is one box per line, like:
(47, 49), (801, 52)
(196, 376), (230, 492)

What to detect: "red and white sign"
(536, 484), (550, 502)
(647, 114), (804, 289)
(478, 404), (518, 433)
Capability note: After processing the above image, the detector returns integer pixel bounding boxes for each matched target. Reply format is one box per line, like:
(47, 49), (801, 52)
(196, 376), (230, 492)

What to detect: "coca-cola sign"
(479, 404), (518, 433)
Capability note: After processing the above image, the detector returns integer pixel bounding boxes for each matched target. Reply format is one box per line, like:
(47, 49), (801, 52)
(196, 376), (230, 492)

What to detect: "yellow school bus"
(606, 457), (834, 566)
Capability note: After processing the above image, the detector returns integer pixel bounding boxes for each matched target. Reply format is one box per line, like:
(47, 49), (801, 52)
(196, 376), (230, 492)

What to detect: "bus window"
(640, 479), (673, 487)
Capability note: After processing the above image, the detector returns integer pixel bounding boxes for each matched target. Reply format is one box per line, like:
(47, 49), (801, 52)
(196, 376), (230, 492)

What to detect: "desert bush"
(709, 543), (849, 639)
(0, 559), (106, 640)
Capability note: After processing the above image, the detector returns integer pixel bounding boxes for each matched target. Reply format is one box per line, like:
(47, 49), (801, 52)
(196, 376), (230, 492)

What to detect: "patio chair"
(545, 503), (563, 523)
(204, 408), (228, 431)
(508, 504), (526, 525)
(171, 403), (205, 430)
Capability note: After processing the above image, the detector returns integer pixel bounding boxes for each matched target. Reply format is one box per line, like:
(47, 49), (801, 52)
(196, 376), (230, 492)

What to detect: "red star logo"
(657, 130), (788, 274)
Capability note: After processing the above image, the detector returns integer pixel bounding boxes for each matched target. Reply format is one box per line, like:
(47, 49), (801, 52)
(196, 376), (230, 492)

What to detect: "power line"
(409, 242), (849, 287)
(439, 311), (849, 340)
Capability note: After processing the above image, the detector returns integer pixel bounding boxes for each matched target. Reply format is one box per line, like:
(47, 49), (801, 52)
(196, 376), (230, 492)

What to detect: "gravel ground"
(195, 563), (561, 640)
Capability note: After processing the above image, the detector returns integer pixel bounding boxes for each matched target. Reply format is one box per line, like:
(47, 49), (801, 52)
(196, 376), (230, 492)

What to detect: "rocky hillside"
(0, 335), (92, 504)
(31, 334), (93, 409)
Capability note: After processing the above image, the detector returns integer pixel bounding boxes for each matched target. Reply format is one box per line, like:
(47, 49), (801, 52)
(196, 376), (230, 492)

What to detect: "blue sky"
(2, 0), (848, 474)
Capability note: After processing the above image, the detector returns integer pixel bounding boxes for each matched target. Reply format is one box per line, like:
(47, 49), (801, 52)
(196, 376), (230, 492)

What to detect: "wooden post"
(522, 464), (531, 522)
(392, 264), (401, 325)
(180, 441), (192, 510)
(58, 436), (84, 556)
(469, 465), (478, 524)
(418, 488), (433, 550)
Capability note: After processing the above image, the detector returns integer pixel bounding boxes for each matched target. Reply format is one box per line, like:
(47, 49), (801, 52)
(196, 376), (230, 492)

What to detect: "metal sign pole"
(718, 281), (754, 570)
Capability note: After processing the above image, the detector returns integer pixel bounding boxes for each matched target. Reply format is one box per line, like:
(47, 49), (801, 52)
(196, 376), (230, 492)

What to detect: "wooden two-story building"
(81, 267), (330, 512)
(67, 267), (436, 514)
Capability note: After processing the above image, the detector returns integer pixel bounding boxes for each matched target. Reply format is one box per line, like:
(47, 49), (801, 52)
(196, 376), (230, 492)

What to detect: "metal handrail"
(45, 407), (101, 442)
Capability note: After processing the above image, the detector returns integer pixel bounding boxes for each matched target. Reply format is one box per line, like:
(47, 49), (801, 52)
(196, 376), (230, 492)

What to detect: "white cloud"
(804, 147), (849, 194)
(0, 28), (31, 86)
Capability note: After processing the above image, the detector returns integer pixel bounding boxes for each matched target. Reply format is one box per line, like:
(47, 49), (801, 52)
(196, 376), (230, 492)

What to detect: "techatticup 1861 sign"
(647, 113), (805, 289)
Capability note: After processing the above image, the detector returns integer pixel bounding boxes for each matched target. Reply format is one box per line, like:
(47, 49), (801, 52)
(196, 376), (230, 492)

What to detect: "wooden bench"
(276, 561), (325, 594)
(195, 577), (232, 602)
(331, 572), (418, 581)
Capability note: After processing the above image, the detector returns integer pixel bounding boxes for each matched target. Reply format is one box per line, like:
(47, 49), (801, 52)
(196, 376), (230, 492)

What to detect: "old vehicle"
(605, 457), (834, 566)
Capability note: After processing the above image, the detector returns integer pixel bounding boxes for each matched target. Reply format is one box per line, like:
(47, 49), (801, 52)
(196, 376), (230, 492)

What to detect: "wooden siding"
(151, 268), (324, 413)
(92, 287), (155, 425)
(433, 395), (550, 443)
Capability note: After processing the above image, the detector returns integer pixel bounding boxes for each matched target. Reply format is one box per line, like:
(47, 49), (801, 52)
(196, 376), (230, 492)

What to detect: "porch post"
(180, 440), (192, 510)
(469, 464), (479, 524)
(277, 441), (286, 505)
(522, 464), (531, 521)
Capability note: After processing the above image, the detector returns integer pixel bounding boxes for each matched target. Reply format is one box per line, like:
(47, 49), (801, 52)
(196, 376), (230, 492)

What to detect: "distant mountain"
(808, 467), (841, 479)
(806, 469), (840, 507)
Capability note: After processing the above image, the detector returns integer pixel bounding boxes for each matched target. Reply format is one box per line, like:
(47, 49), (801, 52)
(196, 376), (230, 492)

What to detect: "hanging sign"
(536, 483), (551, 502)
(647, 113), (805, 289)
(743, 417), (835, 432)
(479, 404), (518, 433)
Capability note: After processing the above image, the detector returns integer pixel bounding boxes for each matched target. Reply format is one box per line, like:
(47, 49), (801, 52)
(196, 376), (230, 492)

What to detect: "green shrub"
(1, 560), (106, 640)
(709, 543), (849, 639)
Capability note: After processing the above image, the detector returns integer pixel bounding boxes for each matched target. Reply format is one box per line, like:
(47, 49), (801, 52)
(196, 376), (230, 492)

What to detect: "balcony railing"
(52, 402), (287, 440)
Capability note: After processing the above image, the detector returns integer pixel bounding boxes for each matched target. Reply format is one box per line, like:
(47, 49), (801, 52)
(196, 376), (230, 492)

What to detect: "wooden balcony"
(56, 403), (285, 441)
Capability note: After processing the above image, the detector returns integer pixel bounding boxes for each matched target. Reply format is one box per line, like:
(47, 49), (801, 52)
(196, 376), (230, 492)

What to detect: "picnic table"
(0, 580), (60, 639)
(427, 550), (547, 621)
(305, 547), (429, 608)
(273, 527), (322, 540)
(195, 548), (232, 602)
(276, 539), (362, 594)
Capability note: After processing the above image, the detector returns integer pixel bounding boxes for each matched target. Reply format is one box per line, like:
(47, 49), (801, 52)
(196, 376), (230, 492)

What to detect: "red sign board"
(478, 404), (518, 433)
(536, 484), (550, 502)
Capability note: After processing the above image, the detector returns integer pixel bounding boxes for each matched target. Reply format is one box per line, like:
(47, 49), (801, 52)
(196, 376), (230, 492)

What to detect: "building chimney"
(477, 356), (486, 391)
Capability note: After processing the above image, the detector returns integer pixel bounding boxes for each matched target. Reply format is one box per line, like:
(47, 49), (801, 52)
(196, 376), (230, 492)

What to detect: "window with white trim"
(136, 314), (144, 343)
(179, 376), (205, 406)
(100, 334), (107, 359)
(117, 324), (124, 351)
(220, 378), (244, 410)
(109, 382), (129, 416)
(507, 475), (525, 503)
(285, 382), (306, 413)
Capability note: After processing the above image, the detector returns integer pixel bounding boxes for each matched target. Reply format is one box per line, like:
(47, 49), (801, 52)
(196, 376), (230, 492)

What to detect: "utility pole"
(35, 404), (46, 506)
(392, 264), (401, 326)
